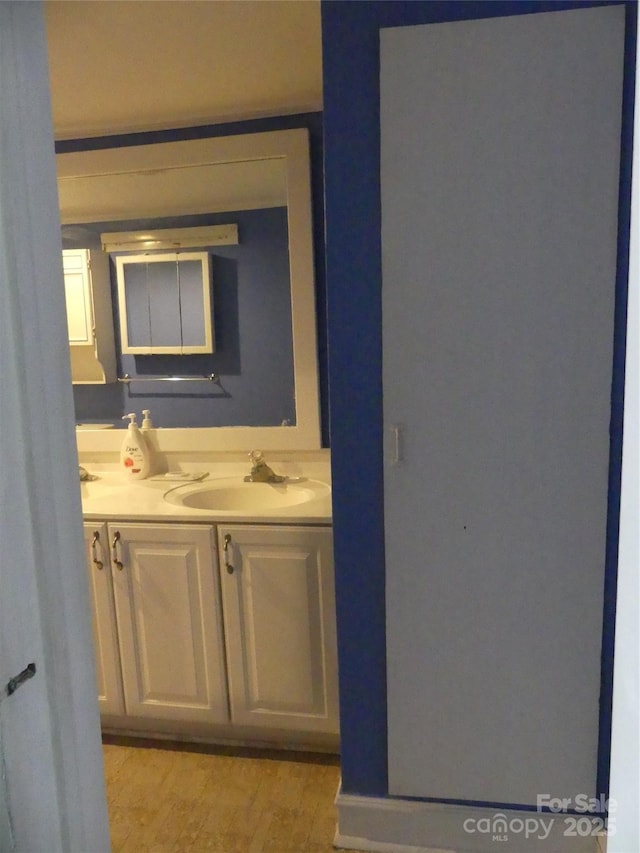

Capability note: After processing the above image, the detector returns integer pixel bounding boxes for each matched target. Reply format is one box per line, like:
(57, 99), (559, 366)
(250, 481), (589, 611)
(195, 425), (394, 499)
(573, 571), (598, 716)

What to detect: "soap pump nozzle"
(141, 409), (153, 430)
(122, 413), (138, 427)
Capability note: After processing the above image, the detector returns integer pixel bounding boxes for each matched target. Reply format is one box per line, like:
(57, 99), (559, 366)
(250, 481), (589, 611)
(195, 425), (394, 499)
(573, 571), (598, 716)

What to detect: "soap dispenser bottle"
(140, 409), (156, 475)
(120, 413), (150, 480)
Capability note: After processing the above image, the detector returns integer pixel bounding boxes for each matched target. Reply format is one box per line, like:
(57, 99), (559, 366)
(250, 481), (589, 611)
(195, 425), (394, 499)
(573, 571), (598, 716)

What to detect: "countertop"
(80, 469), (332, 525)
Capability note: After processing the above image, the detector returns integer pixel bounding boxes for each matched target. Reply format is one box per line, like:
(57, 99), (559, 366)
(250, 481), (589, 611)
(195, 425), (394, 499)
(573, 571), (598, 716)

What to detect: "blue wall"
(56, 113), (330, 442)
(68, 207), (295, 428)
(322, 0), (634, 799)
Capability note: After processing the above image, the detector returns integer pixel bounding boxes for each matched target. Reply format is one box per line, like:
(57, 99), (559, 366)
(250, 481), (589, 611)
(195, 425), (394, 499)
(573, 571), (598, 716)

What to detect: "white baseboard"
(335, 786), (602, 853)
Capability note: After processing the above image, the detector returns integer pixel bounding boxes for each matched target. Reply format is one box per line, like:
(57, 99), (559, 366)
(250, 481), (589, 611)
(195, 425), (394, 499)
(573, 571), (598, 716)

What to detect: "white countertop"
(80, 469), (332, 525)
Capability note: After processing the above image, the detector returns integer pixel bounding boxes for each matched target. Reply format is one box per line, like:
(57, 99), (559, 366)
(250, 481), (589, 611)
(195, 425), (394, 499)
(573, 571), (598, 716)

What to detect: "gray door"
(0, 741), (12, 850)
(382, 5), (625, 804)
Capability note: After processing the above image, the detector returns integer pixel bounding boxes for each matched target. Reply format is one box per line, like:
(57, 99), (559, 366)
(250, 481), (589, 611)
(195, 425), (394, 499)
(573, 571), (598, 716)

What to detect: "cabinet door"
(83, 523), (124, 716)
(63, 249), (117, 384)
(219, 525), (338, 734)
(115, 252), (213, 354)
(63, 249), (94, 344)
(109, 523), (228, 723)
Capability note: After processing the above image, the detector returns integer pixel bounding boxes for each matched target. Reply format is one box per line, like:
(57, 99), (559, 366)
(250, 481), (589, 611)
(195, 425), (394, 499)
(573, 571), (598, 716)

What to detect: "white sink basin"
(163, 477), (330, 513)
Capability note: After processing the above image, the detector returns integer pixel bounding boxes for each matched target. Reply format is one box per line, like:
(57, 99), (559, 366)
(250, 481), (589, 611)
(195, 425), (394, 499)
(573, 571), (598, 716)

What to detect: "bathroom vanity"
(63, 123), (336, 751)
(80, 461), (338, 752)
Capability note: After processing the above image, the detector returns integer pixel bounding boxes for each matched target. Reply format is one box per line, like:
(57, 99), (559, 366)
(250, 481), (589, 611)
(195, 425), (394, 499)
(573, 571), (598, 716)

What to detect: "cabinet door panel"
(220, 525), (338, 733)
(83, 523), (124, 716)
(176, 260), (207, 347)
(147, 261), (183, 348)
(120, 263), (152, 348)
(110, 523), (228, 723)
(63, 249), (116, 383)
(63, 251), (93, 343)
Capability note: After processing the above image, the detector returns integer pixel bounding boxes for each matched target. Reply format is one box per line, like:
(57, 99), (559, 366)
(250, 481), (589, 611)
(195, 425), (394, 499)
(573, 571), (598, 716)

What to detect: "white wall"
(607, 13), (640, 851)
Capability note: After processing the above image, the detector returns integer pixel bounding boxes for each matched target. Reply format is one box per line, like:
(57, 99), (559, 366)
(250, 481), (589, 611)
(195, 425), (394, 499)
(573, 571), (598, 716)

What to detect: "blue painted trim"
(596, 0), (637, 804)
(322, 1), (386, 798)
(323, 0), (633, 800)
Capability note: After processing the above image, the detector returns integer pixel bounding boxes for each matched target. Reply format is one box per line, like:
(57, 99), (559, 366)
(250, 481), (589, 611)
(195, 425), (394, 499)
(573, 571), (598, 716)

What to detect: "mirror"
(56, 129), (322, 451)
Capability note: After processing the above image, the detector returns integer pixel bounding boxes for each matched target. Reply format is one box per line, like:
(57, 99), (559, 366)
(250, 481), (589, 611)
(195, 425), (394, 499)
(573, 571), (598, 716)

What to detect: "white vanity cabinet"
(84, 521), (228, 725)
(82, 516), (338, 745)
(218, 525), (339, 735)
(63, 249), (116, 384)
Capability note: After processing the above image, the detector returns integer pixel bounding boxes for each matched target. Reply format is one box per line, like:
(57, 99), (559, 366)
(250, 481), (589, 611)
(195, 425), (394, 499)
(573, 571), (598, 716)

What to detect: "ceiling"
(44, 1), (323, 140)
(57, 153), (289, 223)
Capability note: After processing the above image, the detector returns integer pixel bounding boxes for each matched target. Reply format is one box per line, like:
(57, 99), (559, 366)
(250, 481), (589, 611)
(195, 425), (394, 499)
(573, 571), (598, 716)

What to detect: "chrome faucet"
(244, 450), (286, 483)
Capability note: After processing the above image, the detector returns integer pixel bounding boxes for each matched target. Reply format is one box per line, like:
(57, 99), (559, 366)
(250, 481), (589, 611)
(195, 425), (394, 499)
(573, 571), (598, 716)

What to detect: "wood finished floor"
(103, 736), (364, 853)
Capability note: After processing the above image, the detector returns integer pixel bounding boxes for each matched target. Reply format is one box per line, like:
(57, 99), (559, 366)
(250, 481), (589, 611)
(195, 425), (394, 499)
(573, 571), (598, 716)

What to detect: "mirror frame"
(58, 129), (322, 452)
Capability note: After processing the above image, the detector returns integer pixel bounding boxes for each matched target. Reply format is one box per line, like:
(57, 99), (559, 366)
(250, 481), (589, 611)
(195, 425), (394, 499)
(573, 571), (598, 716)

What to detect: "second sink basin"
(164, 477), (330, 513)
